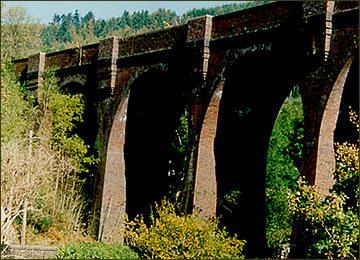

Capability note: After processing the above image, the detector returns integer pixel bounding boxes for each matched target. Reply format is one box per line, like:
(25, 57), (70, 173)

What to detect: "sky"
(3, 1), (244, 24)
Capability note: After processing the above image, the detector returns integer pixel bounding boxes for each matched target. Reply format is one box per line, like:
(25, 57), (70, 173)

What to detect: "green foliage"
(56, 241), (139, 259)
(288, 110), (359, 259)
(183, 2), (270, 19)
(125, 199), (246, 259)
(27, 214), (52, 234)
(332, 110), (359, 210)
(1, 61), (98, 243)
(1, 61), (33, 143)
(218, 190), (242, 214)
(35, 71), (98, 172)
(289, 177), (359, 259)
(265, 93), (304, 253)
(1, 3), (44, 60)
(168, 111), (189, 201)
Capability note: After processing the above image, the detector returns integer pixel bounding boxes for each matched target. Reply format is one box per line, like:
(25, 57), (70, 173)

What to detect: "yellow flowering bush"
(288, 109), (359, 259)
(125, 199), (246, 259)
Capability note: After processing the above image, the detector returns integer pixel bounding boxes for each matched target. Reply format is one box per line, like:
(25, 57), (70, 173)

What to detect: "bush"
(289, 177), (359, 259)
(1, 63), (96, 244)
(125, 199), (246, 259)
(56, 241), (139, 259)
(288, 109), (359, 259)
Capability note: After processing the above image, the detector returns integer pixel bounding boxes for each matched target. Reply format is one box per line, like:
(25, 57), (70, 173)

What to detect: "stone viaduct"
(13, 1), (358, 258)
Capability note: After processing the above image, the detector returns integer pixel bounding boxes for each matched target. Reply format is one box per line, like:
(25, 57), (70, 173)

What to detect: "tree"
(265, 93), (304, 256)
(1, 3), (44, 60)
(81, 11), (95, 26)
(73, 10), (81, 32)
(119, 10), (131, 29)
(1, 62), (97, 244)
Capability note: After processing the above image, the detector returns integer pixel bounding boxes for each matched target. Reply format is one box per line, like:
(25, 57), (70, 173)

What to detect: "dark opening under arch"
(214, 50), (301, 258)
(334, 54), (359, 144)
(124, 70), (184, 222)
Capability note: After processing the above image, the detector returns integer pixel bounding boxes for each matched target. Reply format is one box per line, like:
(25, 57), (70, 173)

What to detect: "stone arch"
(60, 81), (84, 95)
(124, 68), (184, 222)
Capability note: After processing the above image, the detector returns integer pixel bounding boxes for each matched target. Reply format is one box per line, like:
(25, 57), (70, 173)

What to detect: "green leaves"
(287, 110), (359, 259)
(288, 176), (359, 259)
(265, 93), (304, 253)
(1, 61), (34, 143)
(1, 3), (44, 60)
(35, 71), (98, 172)
(56, 241), (139, 259)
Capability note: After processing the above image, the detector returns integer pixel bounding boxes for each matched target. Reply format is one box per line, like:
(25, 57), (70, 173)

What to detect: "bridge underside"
(13, 1), (358, 258)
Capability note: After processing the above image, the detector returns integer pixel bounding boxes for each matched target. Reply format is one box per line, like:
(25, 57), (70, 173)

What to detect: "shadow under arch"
(124, 69), (184, 222)
(265, 84), (304, 258)
(60, 81), (99, 154)
(334, 54), (359, 144)
(214, 49), (303, 258)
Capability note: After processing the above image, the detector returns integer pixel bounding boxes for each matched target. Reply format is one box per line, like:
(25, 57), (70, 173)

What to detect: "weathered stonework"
(1, 244), (57, 259)
(12, 2), (358, 257)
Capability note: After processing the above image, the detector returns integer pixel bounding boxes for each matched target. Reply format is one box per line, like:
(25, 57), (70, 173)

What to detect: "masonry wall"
(1, 244), (57, 259)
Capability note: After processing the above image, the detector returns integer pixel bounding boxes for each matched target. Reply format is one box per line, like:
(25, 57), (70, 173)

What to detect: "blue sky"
(3, 1), (243, 24)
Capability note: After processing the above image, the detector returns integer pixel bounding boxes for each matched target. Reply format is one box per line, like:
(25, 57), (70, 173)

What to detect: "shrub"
(125, 199), (246, 259)
(1, 63), (96, 244)
(56, 241), (139, 259)
(289, 177), (359, 259)
(288, 109), (359, 259)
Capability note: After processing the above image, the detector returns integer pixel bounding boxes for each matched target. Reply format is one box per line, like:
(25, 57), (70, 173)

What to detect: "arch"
(59, 80), (100, 238)
(334, 55), (359, 144)
(98, 91), (129, 242)
(265, 84), (304, 257)
(213, 48), (303, 257)
(124, 69), (184, 222)
(192, 79), (224, 218)
(60, 75), (87, 89)
(59, 81), (99, 154)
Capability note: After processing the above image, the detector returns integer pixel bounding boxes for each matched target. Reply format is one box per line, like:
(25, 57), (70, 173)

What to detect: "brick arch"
(99, 67), (184, 241)
(97, 67), (152, 243)
(98, 86), (129, 243)
(60, 80), (84, 95)
(60, 75), (87, 88)
(124, 68), (184, 221)
(213, 49), (303, 257)
(299, 39), (358, 193)
(192, 43), (275, 220)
